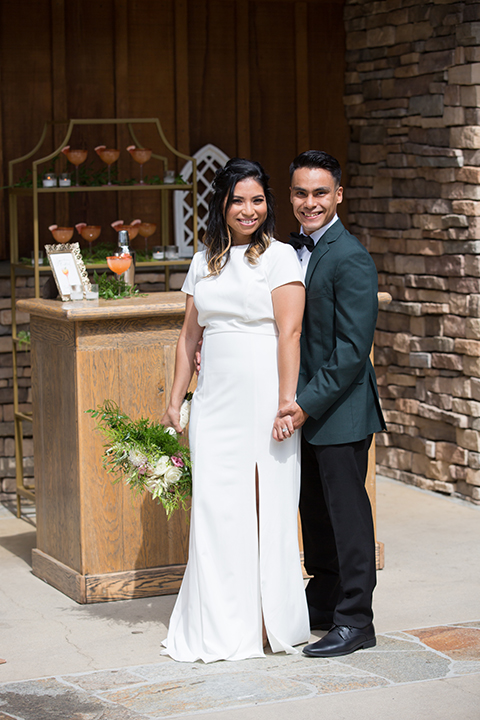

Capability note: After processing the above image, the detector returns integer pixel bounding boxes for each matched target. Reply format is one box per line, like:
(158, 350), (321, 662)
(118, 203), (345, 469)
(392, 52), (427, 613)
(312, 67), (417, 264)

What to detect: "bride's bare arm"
(161, 295), (203, 432)
(271, 281), (305, 442)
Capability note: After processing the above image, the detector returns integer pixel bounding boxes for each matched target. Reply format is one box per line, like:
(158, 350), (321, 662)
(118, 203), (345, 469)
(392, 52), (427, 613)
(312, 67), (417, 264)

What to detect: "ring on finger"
(282, 427), (289, 433)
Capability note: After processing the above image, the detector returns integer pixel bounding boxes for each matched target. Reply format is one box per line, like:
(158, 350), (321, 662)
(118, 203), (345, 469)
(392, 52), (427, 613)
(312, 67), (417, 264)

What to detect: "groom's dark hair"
(289, 150), (342, 187)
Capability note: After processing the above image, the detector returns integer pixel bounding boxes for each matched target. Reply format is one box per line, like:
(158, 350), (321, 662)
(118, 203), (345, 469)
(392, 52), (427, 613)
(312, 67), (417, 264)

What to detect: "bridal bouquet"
(87, 394), (193, 518)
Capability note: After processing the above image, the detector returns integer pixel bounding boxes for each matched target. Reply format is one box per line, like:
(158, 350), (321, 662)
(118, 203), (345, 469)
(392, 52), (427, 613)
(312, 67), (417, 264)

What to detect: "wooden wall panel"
(236, 0), (251, 158)
(63, 0), (119, 240)
(187, 0), (238, 160)
(65, 1), (116, 120)
(124, 0), (176, 240)
(249, 2), (298, 241)
(51, 0), (69, 226)
(295, 3), (310, 153)
(175, 0), (191, 158)
(1, 0), (55, 258)
(75, 316), (189, 574)
(114, 0), (133, 223)
(1, 0), (349, 256)
(32, 318), (82, 572)
(77, 343), (124, 574)
(307, 0), (349, 224)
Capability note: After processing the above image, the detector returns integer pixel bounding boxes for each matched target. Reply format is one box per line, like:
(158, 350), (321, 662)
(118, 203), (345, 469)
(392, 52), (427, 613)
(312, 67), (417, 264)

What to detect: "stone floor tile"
(384, 631), (422, 642)
(60, 668), (147, 693)
(133, 652), (328, 682)
(291, 672), (390, 694)
(1, 626), (479, 719)
(450, 661), (480, 676)
(335, 648), (451, 683)
(370, 635), (424, 652)
(406, 626), (480, 661)
(286, 660), (391, 694)
(0, 677), (140, 720)
(100, 671), (315, 717)
(453, 621), (480, 629)
(81, 705), (147, 720)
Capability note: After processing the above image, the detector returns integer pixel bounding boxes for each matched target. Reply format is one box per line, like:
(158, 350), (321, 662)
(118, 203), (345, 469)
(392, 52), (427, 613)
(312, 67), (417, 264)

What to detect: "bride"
(161, 158), (309, 662)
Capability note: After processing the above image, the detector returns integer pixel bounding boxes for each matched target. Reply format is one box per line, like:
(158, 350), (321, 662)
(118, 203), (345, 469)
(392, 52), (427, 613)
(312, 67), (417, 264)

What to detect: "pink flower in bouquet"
(171, 456), (184, 468)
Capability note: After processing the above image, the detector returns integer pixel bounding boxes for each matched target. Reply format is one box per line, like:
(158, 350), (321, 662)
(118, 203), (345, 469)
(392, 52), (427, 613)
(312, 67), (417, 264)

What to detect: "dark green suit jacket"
(296, 219), (386, 446)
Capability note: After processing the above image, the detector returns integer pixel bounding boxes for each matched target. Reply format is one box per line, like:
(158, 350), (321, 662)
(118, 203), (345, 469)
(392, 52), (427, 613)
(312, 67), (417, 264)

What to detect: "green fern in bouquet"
(87, 395), (193, 518)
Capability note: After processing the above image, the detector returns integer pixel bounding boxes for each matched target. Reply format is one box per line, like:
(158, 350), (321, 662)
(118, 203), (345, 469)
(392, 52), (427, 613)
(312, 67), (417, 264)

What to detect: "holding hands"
(273, 401), (309, 442)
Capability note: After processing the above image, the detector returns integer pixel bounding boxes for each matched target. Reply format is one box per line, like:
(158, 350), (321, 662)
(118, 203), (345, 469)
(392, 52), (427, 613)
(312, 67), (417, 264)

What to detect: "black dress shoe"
(303, 623), (376, 657)
(308, 604), (334, 631)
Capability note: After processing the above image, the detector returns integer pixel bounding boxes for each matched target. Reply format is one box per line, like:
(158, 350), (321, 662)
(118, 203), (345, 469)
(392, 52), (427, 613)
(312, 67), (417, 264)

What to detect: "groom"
(282, 150), (386, 658)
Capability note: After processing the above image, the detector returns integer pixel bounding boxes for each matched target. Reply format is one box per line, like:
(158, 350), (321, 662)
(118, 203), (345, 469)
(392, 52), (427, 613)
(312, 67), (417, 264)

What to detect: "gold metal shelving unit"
(9, 118), (198, 516)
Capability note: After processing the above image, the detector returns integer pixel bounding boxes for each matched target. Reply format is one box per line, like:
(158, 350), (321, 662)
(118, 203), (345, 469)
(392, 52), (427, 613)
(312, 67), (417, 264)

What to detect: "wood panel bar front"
(17, 293), (191, 604)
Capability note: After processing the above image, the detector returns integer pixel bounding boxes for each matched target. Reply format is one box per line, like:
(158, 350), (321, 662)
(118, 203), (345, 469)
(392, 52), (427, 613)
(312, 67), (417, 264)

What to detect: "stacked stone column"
(344, 0), (480, 503)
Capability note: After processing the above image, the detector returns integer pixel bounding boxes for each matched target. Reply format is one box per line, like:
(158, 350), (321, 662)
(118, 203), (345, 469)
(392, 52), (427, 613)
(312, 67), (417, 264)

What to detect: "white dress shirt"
(295, 214), (339, 278)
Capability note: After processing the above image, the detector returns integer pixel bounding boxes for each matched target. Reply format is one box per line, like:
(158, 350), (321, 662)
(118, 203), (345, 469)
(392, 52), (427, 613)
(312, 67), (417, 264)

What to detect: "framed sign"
(44, 242), (91, 301)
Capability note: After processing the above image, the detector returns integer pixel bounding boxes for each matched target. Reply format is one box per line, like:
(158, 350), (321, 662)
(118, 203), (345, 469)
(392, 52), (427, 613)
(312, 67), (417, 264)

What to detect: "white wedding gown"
(162, 240), (310, 662)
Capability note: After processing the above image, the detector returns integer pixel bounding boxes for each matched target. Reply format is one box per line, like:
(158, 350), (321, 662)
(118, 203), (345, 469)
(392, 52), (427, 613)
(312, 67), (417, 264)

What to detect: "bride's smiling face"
(225, 178), (268, 245)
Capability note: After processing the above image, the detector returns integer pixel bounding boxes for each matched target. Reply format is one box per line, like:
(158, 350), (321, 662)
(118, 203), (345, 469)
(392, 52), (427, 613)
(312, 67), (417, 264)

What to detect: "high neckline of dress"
(231, 243), (249, 248)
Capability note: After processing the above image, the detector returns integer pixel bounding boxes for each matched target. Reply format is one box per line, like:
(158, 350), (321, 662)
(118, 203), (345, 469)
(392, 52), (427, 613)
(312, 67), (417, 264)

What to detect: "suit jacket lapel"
(305, 219), (345, 288)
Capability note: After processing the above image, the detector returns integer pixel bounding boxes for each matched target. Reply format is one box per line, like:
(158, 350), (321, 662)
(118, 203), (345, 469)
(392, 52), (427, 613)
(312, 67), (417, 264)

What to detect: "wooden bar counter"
(17, 293), (191, 604)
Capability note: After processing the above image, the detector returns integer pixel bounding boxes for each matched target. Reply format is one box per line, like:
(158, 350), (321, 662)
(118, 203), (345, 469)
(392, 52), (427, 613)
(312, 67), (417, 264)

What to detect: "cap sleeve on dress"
(182, 252), (205, 295)
(265, 241), (304, 292)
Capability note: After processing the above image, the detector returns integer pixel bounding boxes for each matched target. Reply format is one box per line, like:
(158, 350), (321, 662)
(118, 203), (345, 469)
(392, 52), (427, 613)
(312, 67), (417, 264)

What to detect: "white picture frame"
(44, 242), (91, 301)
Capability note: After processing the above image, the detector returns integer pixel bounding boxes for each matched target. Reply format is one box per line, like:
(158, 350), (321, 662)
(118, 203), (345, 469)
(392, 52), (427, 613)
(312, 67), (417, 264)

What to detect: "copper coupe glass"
(48, 225), (74, 243)
(95, 146), (120, 186)
(137, 222), (157, 259)
(61, 147), (88, 187)
(111, 221), (140, 241)
(127, 145), (152, 184)
(107, 254), (132, 285)
(75, 223), (101, 258)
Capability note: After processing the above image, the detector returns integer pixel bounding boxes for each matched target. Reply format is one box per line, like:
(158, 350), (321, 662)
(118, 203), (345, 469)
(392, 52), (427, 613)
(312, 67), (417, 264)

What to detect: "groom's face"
(290, 167), (343, 235)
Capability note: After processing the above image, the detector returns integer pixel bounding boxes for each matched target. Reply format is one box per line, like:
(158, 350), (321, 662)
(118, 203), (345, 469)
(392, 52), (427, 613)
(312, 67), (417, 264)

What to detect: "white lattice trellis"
(174, 143), (230, 257)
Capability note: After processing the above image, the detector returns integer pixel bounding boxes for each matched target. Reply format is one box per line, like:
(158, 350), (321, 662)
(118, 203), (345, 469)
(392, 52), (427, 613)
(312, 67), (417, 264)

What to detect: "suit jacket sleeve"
(296, 247), (378, 420)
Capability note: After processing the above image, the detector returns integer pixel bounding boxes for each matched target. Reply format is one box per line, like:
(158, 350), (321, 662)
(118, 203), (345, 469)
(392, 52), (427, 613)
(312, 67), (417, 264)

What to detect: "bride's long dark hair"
(203, 158), (275, 276)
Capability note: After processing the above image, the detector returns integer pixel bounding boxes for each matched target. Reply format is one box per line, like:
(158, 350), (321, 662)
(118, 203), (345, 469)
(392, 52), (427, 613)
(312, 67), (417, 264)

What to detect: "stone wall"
(0, 269), (187, 502)
(344, 0), (480, 503)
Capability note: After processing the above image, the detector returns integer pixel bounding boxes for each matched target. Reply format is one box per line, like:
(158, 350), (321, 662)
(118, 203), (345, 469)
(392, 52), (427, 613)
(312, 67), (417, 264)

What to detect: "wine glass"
(61, 146), (88, 187)
(48, 225), (74, 243)
(137, 222), (157, 259)
(75, 223), (101, 259)
(107, 254), (132, 290)
(95, 146), (120, 186)
(127, 145), (152, 184)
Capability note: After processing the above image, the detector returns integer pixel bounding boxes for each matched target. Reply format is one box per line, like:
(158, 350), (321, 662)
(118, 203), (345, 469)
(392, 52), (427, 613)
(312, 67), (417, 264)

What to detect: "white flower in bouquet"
(164, 465), (183, 486)
(144, 477), (158, 493)
(146, 477), (166, 500)
(154, 455), (170, 476)
(106, 442), (125, 459)
(179, 396), (192, 429)
(88, 399), (193, 519)
(129, 448), (148, 467)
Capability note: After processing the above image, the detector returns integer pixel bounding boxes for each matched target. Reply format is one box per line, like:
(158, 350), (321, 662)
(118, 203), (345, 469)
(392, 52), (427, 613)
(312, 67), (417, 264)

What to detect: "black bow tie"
(289, 232), (315, 252)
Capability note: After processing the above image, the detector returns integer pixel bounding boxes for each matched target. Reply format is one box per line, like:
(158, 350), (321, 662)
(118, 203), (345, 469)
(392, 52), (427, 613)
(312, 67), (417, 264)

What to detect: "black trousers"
(299, 434), (376, 629)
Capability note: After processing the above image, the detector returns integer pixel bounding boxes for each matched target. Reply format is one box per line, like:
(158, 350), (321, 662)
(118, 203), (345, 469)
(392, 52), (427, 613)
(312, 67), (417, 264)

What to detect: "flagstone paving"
(1, 622), (479, 719)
